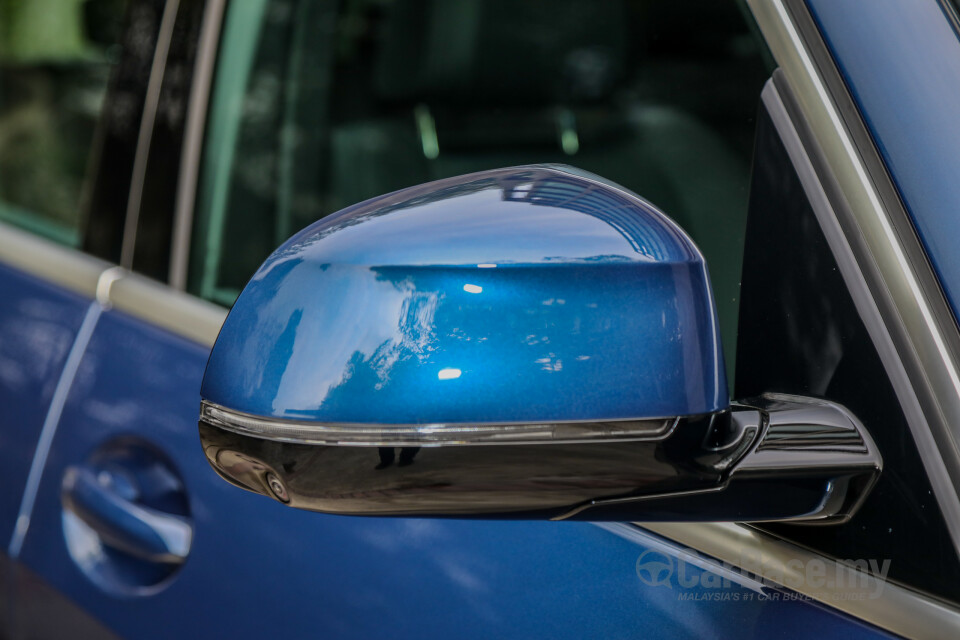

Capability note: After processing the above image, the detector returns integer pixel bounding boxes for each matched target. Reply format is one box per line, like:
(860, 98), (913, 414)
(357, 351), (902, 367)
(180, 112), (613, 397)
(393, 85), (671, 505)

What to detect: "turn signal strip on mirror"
(198, 393), (881, 524)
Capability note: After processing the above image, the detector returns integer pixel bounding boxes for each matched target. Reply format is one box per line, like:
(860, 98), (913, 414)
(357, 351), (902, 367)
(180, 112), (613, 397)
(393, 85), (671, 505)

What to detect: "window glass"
(189, 0), (770, 383)
(0, 0), (128, 247)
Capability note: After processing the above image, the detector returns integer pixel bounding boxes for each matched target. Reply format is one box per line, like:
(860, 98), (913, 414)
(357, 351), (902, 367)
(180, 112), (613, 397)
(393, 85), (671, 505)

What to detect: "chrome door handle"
(62, 466), (193, 564)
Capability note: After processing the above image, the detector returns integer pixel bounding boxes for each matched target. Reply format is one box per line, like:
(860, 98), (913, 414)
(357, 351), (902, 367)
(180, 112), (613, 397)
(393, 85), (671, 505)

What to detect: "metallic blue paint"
(806, 0), (960, 322)
(13, 307), (891, 637)
(0, 264), (88, 545)
(61, 438), (192, 594)
(202, 166), (727, 424)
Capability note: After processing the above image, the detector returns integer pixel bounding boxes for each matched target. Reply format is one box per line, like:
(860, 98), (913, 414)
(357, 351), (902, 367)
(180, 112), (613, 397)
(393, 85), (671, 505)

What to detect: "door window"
(0, 0), (128, 247)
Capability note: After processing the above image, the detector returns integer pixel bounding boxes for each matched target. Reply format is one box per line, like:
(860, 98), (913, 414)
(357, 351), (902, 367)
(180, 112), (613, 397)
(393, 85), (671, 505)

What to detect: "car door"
(4, 1), (960, 639)
(0, 0), (150, 636)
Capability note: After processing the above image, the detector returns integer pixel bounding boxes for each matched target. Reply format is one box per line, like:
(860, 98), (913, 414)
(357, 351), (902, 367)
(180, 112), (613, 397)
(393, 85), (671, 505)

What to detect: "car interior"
(192, 0), (770, 384)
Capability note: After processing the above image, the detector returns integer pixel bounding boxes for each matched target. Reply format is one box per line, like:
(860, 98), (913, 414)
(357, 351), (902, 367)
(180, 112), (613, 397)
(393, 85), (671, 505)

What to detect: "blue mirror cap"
(201, 165), (729, 424)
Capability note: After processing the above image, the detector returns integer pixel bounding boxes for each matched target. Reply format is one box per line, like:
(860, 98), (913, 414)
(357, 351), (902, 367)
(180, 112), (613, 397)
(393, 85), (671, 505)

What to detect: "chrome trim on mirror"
(641, 522), (960, 640)
(199, 401), (677, 447)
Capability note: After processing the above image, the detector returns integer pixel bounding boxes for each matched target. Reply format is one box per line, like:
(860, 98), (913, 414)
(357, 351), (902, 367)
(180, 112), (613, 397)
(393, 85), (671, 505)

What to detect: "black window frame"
(742, 74), (960, 602)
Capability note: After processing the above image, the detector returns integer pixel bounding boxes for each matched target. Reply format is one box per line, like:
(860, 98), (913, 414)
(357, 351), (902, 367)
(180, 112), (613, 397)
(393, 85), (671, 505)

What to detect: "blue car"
(1, 0), (959, 637)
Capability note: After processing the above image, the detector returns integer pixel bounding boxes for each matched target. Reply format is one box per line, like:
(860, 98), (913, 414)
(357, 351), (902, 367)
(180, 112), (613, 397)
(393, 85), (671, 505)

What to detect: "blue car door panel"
(0, 265), (90, 546)
(0, 263), (93, 638)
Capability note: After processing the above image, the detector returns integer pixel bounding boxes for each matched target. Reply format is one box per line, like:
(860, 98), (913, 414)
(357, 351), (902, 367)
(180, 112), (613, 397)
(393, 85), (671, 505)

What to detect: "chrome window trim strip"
(765, 71), (960, 556)
(108, 270), (226, 346)
(0, 222), (109, 298)
(119, 0), (182, 269)
(753, 0), (960, 552)
(745, 0), (960, 530)
(596, 522), (771, 592)
(642, 522), (960, 640)
(757, 79), (960, 634)
(0, 219), (226, 346)
(169, 0), (228, 291)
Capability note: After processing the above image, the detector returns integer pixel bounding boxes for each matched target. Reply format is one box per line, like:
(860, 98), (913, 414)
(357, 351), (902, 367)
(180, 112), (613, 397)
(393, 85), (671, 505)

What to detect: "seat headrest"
(374, 0), (627, 106)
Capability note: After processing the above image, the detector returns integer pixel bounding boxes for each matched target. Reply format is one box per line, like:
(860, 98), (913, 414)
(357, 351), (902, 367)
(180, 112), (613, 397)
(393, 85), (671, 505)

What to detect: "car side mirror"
(198, 165), (880, 522)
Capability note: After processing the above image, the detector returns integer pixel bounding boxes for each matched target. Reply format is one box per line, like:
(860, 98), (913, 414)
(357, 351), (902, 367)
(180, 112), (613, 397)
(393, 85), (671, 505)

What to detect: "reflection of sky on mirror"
(231, 264), (441, 414)
(295, 187), (647, 266)
(261, 167), (698, 271)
